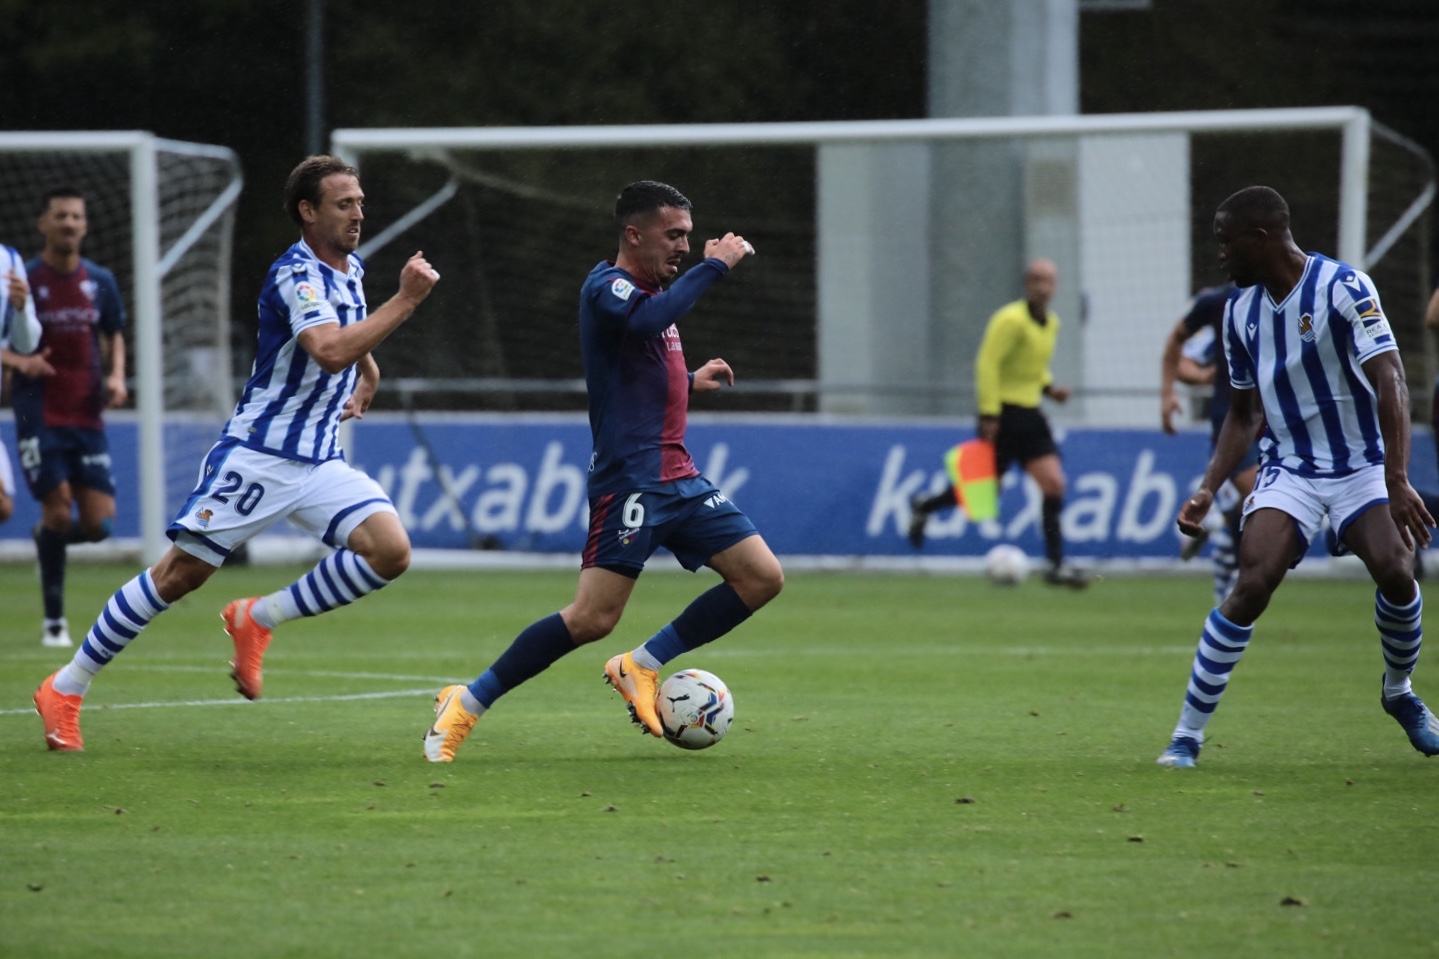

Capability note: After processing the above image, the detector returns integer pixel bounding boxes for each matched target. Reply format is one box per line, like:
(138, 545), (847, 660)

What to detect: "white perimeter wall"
(1077, 133), (1191, 426)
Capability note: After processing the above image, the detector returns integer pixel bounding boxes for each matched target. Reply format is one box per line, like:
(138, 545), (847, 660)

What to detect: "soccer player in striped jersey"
(32, 155), (439, 752)
(0, 241), (43, 526)
(0, 191), (127, 648)
(1157, 185), (1438, 768)
(423, 180), (784, 762)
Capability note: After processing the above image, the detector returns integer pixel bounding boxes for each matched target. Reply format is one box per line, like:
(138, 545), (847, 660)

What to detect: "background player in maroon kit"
(2, 188), (127, 648)
(422, 180), (784, 762)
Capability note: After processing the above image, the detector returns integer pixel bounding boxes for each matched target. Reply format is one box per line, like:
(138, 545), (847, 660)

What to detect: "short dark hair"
(614, 180), (692, 235)
(1217, 186), (1290, 232)
(284, 155), (359, 226)
(39, 186), (84, 216)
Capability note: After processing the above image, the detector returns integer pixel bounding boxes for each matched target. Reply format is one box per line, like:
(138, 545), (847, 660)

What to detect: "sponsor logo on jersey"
(1298, 313), (1316, 343)
(610, 278), (635, 301)
(704, 492), (728, 509)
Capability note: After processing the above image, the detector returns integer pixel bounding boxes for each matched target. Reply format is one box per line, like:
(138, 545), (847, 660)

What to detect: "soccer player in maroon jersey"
(423, 181), (784, 762)
(2, 189), (126, 648)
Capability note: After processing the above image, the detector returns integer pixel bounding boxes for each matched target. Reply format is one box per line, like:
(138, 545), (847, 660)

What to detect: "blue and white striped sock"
(53, 570), (170, 696)
(1211, 525), (1238, 607)
(1174, 607), (1254, 742)
(256, 549), (390, 627)
(1376, 585), (1422, 699)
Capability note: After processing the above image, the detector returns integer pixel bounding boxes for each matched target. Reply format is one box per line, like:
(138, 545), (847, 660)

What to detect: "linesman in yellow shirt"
(908, 258), (1089, 588)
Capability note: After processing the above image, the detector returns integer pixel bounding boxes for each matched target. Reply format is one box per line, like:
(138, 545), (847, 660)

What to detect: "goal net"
(0, 132), (242, 561)
(333, 108), (1433, 425)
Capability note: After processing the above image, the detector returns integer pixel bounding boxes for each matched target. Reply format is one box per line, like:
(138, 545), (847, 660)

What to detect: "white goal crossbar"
(335, 106), (1376, 265)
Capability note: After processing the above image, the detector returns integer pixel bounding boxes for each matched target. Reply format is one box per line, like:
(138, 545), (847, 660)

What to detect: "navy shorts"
(582, 475), (758, 577)
(15, 426), (115, 499)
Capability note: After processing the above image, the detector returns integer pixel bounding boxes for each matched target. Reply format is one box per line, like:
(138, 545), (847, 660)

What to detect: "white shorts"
(168, 441), (397, 566)
(1241, 462), (1388, 563)
(0, 440), (13, 498)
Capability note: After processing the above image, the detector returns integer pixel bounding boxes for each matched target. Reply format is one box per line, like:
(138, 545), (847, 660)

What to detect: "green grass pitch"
(2, 563), (1437, 958)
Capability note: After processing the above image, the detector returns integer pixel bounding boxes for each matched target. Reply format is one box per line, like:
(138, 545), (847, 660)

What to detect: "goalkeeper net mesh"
(0, 135), (241, 535)
(340, 113), (1433, 423)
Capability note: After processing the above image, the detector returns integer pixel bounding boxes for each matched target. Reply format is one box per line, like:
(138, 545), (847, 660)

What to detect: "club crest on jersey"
(1298, 313), (1316, 343)
(79, 279), (97, 302)
(610, 278), (635, 301)
(616, 528), (636, 547)
(195, 508), (213, 529)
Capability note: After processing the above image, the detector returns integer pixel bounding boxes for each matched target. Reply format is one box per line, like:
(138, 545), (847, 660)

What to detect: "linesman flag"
(944, 439), (998, 521)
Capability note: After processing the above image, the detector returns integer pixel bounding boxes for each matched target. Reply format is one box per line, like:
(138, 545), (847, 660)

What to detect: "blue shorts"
(15, 426), (115, 499)
(582, 475), (758, 577)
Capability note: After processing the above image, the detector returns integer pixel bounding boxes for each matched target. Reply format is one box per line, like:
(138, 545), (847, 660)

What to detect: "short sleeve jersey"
(974, 299), (1060, 416)
(222, 240), (366, 463)
(578, 258), (728, 496)
(12, 256), (125, 432)
(1222, 254), (1394, 477)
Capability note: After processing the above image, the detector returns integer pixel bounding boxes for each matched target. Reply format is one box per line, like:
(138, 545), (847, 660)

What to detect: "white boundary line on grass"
(0, 665), (458, 717)
(0, 687), (442, 717)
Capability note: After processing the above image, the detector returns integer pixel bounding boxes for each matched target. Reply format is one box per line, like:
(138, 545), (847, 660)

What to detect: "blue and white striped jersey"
(1222, 253), (1396, 477)
(223, 240), (366, 463)
(0, 243), (41, 354)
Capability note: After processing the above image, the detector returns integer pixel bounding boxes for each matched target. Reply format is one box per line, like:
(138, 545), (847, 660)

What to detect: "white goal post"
(0, 132), (242, 563)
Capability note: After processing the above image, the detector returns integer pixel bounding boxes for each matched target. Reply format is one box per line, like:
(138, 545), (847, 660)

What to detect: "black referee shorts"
(995, 403), (1059, 475)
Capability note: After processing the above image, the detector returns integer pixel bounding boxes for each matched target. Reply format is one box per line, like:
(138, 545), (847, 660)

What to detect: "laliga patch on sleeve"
(610, 278), (635, 301)
(295, 282), (318, 303)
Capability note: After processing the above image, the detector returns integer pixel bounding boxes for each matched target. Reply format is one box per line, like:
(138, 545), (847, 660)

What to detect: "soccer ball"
(984, 544), (1030, 585)
(656, 669), (734, 750)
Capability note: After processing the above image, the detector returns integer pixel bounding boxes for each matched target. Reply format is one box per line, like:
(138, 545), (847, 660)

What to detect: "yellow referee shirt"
(974, 298), (1059, 416)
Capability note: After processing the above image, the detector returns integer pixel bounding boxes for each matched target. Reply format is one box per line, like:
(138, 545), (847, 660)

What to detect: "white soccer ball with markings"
(656, 669), (734, 750)
(984, 544), (1030, 585)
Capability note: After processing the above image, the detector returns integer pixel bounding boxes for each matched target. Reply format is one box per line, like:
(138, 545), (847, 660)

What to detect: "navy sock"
(643, 583), (753, 667)
(35, 526), (67, 620)
(1042, 495), (1064, 567)
(469, 613), (576, 708)
(68, 517), (112, 545)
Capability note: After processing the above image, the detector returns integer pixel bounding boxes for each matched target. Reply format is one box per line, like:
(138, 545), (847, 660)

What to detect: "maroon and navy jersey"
(12, 257), (125, 432)
(578, 257), (728, 496)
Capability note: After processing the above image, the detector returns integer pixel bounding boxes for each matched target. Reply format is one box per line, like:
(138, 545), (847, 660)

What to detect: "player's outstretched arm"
(1179, 387), (1261, 536)
(300, 251), (438, 374)
(1364, 350), (1434, 548)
